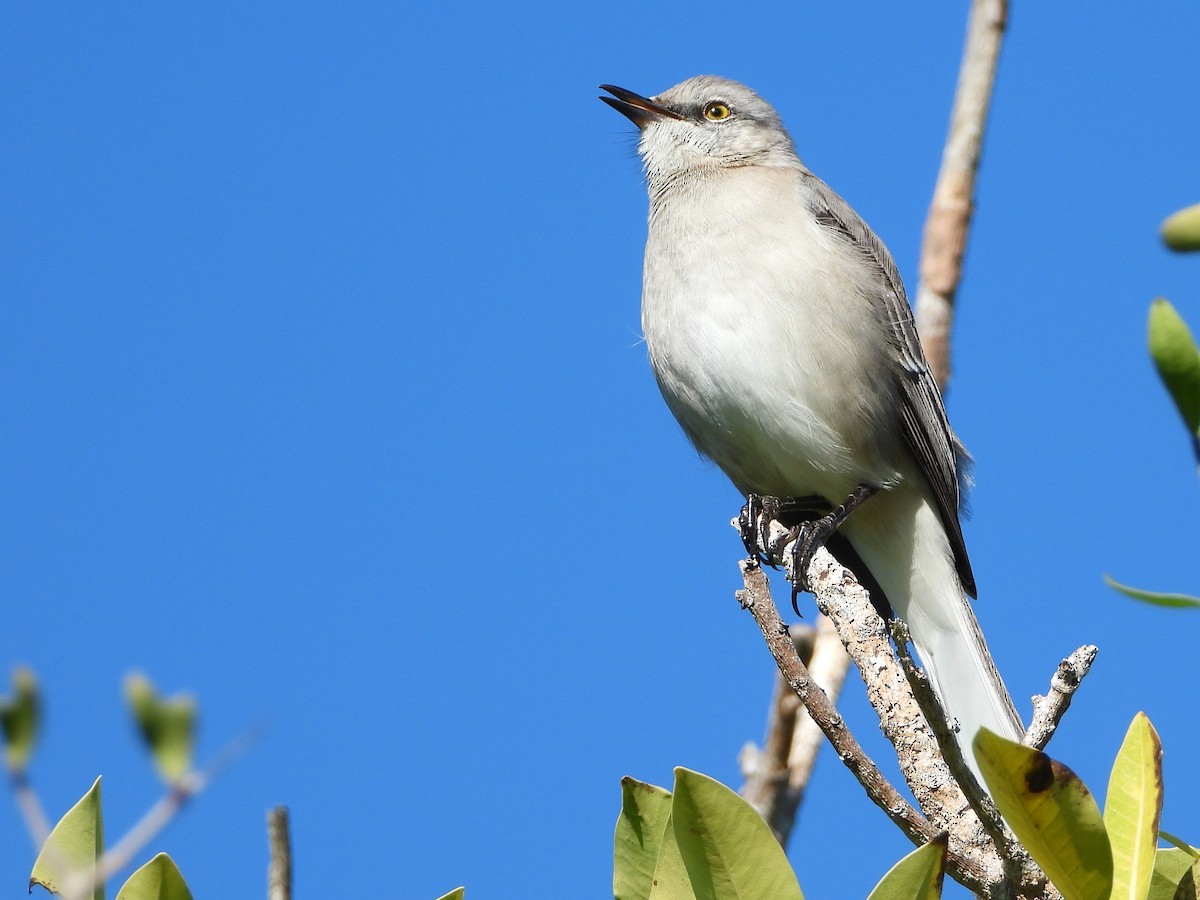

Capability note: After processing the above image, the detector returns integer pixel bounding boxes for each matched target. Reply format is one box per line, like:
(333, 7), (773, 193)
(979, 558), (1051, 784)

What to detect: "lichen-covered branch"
(738, 555), (1002, 895)
(1025, 646), (1098, 751)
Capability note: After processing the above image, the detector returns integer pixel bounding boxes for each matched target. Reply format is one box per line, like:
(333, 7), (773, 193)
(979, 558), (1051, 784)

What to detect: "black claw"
(787, 483), (878, 594)
(789, 516), (836, 593)
(738, 493), (778, 567)
(737, 494), (762, 561)
(737, 486), (879, 616)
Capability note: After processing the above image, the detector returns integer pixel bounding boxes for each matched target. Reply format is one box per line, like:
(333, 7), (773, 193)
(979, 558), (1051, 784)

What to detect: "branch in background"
(268, 806), (292, 900)
(916, 0), (1008, 389)
(87, 721), (264, 893)
(739, 615), (848, 846)
(9, 768), (50, 850)
(739, 622), (815, 834)
(1025, 646), (1098, 751)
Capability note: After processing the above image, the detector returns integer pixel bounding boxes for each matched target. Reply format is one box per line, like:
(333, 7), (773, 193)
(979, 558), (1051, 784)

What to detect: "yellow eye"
(703, 101), (731, 121)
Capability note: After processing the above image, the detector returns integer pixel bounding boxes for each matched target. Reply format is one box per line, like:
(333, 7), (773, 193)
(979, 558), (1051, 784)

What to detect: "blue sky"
(3, 3), (1199, 898)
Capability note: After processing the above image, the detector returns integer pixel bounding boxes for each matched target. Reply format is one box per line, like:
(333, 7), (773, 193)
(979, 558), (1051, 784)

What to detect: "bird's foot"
(788, 484), (879, 604)
(738, 493), (841, 615)
(738, 494), (831, 568)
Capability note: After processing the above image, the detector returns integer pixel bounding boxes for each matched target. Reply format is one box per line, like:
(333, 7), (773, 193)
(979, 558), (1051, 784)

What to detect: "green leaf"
(1105, 713), (1163, 900)
(1162, 203), (1200, 252)
(647, 817), (698, 900)
(30, 776), (105, 900)
(0, 666), (41, 770)
(865, 832), (948, 900)
(1149, 848), (1200, 900)
(974, 729), (1112, 900)
(615, 776), (677, 900)
(1105, 577), (1200, 608)
(670, 767), (803, 900)
(1173, 860), (1200, 900)
(114, 854), (191, 900)
(1148, 298), (1200, 438)
(433, 889), (465, 900)
(124, 673), (196, 785)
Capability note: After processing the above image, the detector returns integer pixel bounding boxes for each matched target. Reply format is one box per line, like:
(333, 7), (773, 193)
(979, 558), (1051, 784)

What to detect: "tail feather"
(841, 485), (1022, 780)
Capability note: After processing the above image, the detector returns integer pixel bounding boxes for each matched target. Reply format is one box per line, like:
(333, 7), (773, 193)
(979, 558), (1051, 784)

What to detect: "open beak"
(599, 84), (685, 128)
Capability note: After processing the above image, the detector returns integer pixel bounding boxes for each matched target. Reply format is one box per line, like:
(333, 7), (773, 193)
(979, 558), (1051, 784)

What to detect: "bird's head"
(600, 76), (800, 182)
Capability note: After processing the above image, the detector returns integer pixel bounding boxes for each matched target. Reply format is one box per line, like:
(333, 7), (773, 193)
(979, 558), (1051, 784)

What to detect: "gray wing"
(801, 172), (977, 597)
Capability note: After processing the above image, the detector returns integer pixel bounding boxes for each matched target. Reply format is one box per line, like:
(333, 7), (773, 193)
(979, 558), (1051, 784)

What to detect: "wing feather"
(802, 174), (976, 596)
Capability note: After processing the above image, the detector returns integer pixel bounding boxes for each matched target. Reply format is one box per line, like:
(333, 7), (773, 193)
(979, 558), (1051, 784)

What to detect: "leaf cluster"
(1, 670), (199, 899)
(604, 713), (1195, 900)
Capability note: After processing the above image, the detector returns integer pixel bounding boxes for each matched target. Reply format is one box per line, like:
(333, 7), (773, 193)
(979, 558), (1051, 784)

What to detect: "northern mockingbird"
(601, 76), (1022, 769)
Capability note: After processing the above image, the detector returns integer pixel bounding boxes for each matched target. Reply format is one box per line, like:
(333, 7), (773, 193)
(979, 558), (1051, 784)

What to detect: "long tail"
(840, 484), (1023, 780)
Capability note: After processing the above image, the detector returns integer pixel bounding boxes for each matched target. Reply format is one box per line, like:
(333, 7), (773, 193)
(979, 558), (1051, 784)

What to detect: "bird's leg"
(790, 483), (878, 598)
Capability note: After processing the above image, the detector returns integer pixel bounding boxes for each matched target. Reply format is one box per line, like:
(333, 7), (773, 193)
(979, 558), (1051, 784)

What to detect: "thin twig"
(784, 617), (849, 793)
(739, 624), (815, 828)
(8, 767), (50, 850)
(99, 784), (192, 886)
(268, 806), (292, 900)
(59, 721), (266, 897)
(915, 0), (1008, 389)
(1025, 646), (1098, 751)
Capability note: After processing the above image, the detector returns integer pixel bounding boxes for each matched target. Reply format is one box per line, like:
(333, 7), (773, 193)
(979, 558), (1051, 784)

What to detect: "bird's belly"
(642, 272), (901, 501)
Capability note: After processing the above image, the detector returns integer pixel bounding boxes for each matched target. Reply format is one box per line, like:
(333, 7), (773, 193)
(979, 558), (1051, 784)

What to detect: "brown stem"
(916, 0), (1008, 390)
(268, 806), (292, 900)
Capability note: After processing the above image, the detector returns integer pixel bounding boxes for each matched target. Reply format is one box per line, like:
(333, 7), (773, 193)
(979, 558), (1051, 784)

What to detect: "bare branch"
(8, 767), (50, 850)
(73, 721), (265, 895)
(268, 806), (292, 900)
(916, 0), (1008, 388)
(1025, 646), (1098, 751)
(786, 617), (850, 789)
(737, 556), (1003, 895)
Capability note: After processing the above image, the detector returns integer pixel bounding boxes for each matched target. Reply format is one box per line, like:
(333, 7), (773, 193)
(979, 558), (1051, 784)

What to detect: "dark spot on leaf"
(1023, 752), (1054, 793)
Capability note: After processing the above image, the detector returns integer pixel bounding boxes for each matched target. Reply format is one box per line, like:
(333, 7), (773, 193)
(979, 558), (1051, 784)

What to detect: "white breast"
(641, 165), (903, 500)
